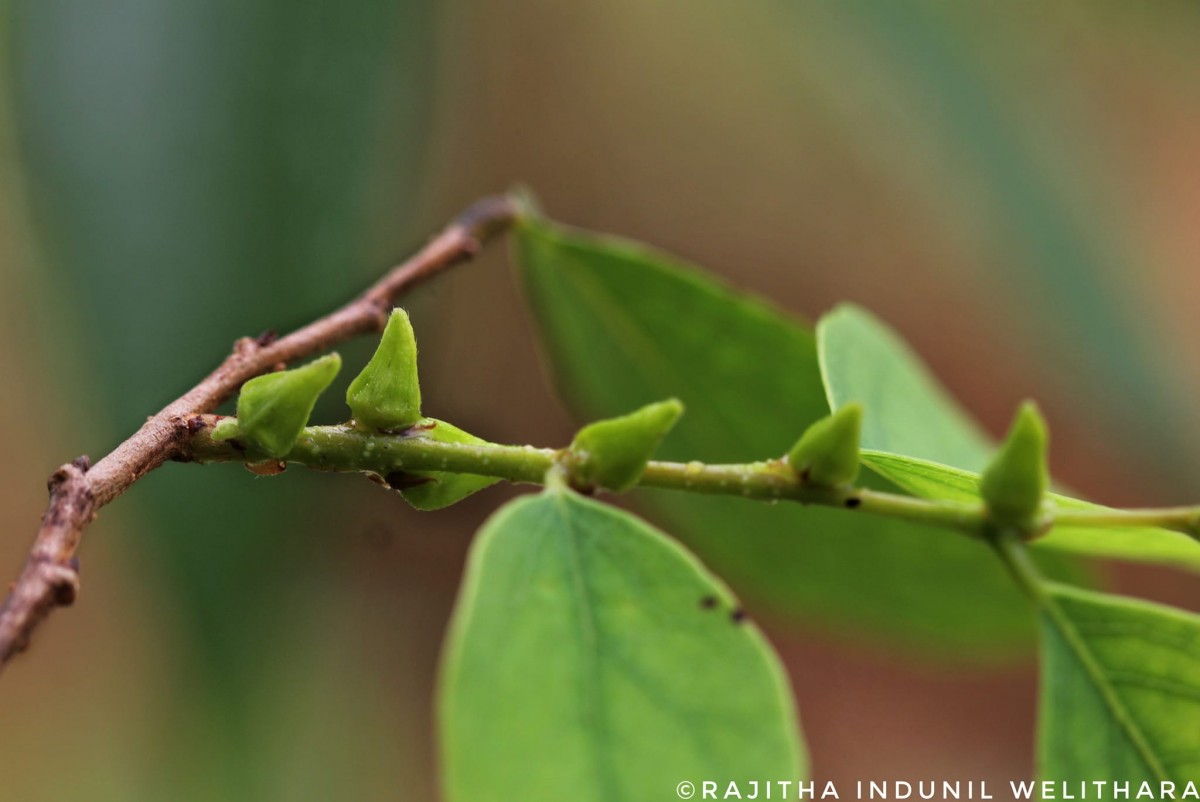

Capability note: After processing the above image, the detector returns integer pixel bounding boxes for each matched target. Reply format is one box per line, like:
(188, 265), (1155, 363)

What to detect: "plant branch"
(183, 419), (992, 537)
(0, 194), (521, 673)
(1052, 506), (1200, 541)
(184, 419), (1200, 550)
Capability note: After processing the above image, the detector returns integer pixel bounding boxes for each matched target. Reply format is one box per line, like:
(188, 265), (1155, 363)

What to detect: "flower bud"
(235, 353), (341, 458)
(980, 401), (1049, 531)
(788, 403), (863, 488)
(347, 308), (422, 430)
(570, 399), (684, 492)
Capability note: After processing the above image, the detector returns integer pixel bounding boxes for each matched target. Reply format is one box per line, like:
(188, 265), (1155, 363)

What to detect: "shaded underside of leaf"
(516, 216), (827, 464)
(393, 418), (499, 510)
(652, 485), (1046, 655)
(1038, 585), (1200, 783)
(439, 489), (805, 802)
(515, 215), (1084, 657)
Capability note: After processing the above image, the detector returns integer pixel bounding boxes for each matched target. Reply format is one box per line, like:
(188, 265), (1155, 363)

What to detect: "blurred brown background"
(1, 2), (1198, 799)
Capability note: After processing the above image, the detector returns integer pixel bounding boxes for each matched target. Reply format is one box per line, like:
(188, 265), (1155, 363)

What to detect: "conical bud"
(980, 401), (1049, 530)
(570, 399), (684, 492)
(788, 403), (863, 488)
(232, 353), (341, 458)
(347, 308), (422, 430)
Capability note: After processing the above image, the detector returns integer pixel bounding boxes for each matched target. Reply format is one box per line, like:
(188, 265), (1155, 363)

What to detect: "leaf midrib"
(1039, 588), (1171, 783)
(555, 491), (618, 802)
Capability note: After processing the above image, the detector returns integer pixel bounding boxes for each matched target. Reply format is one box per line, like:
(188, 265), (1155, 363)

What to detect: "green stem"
(186, 420), (990, 537)
(989, 528), (1052, 605)
(185, 418), (1200, 547)
(296, 425), (559, 484)
(1053, 506), (1200, 540)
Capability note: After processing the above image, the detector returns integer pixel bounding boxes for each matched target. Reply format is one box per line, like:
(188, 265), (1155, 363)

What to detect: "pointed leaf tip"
(347, 308), (422, 430)
(569, 399), (684, 492)
(236, 353), (341, 458)
(788, 402), (863, 488)
(980, 401), (1049, 531)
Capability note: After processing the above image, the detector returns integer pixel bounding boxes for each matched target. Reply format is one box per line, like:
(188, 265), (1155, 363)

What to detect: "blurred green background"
(2, 1), (1199, 799)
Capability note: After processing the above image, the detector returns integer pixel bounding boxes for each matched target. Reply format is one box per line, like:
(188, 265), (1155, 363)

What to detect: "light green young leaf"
(516, 214), (1085, 656)
(389, 418), (499, 510)
(347, 307), (422, 430)
(819, 305), (1200, 572)
(818, 303), (993, 470)
(234, 354), (342, 458)
(439, 488), (806, 802)
(570, 399), (684, 492)
(1038, 585), (1200, 785)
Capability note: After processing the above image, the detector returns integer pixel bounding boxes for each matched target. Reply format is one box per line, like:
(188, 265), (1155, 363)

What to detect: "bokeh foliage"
(8, 1), (432, 798)
(5, 1), (1200, 799)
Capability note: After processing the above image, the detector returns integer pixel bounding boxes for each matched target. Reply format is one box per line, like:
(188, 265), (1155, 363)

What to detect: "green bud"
(210, 417), (240, 443)
(788, 403), (863, 488)
(347, 308), (421, 430)
(236, 353), (341, 458)
(388, 419), (499, 510)
(980, 401), (1049, 530)
(570, 399), (684, 492)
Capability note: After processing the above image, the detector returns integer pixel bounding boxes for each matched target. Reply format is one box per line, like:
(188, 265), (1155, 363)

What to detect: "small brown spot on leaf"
(844, 497), (861, 509)
(730, 608), (746, 624)
(699, 595), (718, 610)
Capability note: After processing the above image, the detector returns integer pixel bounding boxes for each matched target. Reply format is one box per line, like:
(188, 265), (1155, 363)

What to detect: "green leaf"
(347, 307), (422, 430)
(389, 418), (499, 511)
(980, 402), (1049, 530)
(570, 399), (684, 492)
(1038, 584), (1200, 785)
(818, 303), (993, 470)
(862, 451), (1200, 573)
(439, 488), (805, 802)
(787, 402), (862, 488)
(516, 214), (1081, 656)
(235, 354), (342, 458)
(819, 305), (1200, 572)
